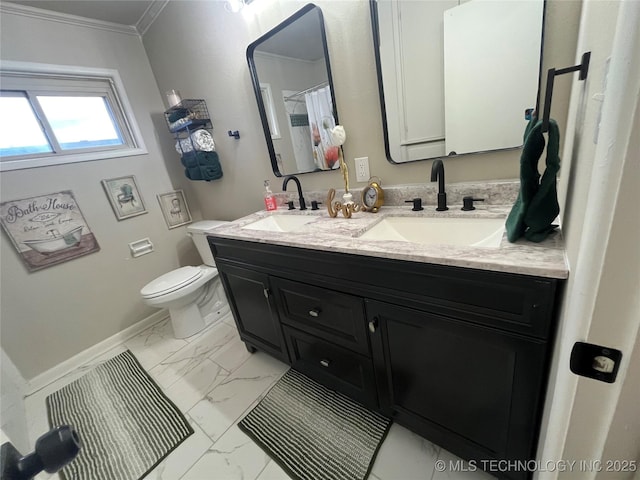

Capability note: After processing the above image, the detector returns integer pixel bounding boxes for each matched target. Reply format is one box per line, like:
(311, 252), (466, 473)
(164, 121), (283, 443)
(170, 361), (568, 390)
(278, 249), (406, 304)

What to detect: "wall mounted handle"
(308, 308), (321, 317)
(228, 130), (240, 139)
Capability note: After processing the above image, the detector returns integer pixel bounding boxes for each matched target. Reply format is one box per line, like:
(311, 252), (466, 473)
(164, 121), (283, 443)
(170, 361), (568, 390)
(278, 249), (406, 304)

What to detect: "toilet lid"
(141, 266), (203, 298)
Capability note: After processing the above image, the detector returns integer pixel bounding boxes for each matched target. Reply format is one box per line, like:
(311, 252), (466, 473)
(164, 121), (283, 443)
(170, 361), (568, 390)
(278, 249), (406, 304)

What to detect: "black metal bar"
(541, 52), (591, 132)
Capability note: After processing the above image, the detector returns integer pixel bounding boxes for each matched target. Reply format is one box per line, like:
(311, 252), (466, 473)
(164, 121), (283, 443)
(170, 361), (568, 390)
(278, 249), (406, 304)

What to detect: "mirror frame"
(247, 3), (339, 177)
(369, 0), (547, 165)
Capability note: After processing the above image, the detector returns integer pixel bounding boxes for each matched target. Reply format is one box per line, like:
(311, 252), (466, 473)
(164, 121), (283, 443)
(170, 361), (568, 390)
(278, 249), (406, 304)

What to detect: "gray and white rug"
(239, 368), (391, 480)
(47, 350), (192, 480)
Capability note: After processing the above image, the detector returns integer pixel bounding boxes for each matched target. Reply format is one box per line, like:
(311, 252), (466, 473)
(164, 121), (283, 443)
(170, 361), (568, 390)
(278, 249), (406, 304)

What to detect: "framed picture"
(157, 190), (192, 229)
(0, 190), (100, 272)
(101, 176), (147, 220)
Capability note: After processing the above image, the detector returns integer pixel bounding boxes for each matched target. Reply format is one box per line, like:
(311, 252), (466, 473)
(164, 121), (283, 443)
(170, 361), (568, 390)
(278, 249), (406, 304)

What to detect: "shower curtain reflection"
(304, 85), (338, 170)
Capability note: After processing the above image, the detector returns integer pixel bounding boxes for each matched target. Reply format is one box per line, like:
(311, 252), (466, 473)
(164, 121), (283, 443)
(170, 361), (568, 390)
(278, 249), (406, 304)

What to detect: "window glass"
(0, 63), (147, 171)
(37, 96), (124, 150)
(0, 95), (52, 156)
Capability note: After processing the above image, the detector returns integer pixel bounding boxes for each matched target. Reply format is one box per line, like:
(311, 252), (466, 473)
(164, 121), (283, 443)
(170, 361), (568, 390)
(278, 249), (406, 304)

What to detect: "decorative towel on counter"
(181, 151), (223, 182)
(506, 118), (561, 242)
(174, 129), (216, 154)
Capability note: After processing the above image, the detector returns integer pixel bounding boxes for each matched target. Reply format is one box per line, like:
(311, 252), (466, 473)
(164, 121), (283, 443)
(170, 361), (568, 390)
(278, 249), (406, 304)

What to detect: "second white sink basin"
(241, 214), (316, 232)
(359, 216), (505, 248)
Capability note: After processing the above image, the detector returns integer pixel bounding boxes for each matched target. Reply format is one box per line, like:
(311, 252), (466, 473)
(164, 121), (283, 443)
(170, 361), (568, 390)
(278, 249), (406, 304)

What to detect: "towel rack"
(541, 51), (591, 132)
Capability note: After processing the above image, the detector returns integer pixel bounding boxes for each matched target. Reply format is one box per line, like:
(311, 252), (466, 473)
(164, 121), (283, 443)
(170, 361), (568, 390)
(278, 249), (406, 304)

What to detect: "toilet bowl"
(140, 220), (230, 338)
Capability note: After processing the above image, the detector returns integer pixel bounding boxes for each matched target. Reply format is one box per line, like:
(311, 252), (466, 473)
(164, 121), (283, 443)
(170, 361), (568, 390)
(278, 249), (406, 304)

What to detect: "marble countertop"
(208, 205), (569, 280)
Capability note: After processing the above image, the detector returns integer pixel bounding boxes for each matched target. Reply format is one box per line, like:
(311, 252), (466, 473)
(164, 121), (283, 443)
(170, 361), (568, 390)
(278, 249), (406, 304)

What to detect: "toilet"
(140, 220), (230, 338)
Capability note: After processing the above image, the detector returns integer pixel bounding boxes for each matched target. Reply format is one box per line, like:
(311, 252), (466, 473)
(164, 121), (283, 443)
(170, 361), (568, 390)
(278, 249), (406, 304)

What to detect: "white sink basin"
(359, 216), (505, 248)
(241, 214), (316, 232)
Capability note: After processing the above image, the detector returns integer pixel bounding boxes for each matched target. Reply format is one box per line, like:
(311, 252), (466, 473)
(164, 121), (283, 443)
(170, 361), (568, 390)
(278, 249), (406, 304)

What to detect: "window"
(0, 62), (146, 171)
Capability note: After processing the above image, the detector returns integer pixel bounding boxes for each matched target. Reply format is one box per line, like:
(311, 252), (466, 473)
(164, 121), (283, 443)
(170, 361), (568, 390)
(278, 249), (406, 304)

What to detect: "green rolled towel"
(182, 151), (223, 182)
(168, 108), (189, 123)
(506, 118), (560, 242)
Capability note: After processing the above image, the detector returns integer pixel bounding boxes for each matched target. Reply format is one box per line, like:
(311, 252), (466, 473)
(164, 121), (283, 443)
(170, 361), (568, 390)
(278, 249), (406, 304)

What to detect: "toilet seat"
(141, 266), (204, 299)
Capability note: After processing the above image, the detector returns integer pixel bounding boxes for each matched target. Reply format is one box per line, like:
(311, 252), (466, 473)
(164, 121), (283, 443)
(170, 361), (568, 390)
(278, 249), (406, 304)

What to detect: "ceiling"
(8, 0), (156, 26)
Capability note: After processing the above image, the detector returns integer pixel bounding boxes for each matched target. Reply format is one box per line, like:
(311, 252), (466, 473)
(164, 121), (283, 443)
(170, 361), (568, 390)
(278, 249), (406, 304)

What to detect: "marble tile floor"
(24, 313), (495, 480)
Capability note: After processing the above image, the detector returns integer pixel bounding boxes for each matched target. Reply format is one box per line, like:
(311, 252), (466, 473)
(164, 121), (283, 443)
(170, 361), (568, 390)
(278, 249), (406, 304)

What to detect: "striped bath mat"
(239, 369), (391, 480)
(47, 350), (192, 480)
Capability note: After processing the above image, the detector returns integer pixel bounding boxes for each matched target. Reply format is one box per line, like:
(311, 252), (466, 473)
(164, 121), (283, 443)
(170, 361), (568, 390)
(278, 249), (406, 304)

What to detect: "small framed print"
(157, 190), (192, 229)
(101, 176), (147, 220)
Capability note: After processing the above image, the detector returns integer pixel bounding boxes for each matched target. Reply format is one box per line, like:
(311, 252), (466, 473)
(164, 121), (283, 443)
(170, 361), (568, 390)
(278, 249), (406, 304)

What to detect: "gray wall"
(142, 0), (581, 221)
(0, 12), (200, 379)
(0, 0), (581, 380)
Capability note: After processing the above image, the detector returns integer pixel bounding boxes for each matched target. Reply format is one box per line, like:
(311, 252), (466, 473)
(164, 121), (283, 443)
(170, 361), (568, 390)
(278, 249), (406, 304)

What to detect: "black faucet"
(430, 159), (448, 211)
(282, 175), (307, 210)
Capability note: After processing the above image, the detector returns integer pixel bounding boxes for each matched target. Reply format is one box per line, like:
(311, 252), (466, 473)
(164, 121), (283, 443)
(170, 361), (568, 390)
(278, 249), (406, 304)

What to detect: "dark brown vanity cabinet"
(215, 259), (288, 362)
(209, 237), (560, 480)
(367, 300), (548, 478)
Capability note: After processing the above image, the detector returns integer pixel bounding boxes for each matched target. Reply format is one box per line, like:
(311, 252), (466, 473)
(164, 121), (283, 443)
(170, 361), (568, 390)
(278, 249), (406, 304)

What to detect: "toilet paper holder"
(129, 238), (154, 258)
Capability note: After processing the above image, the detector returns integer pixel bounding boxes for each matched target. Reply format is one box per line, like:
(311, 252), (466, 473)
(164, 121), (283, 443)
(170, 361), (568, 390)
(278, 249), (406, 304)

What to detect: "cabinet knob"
(308, 308), (321, 317)
(368, 318), (378, 333)
(263, 288), (270, 299)
(320, 359), (331, 368)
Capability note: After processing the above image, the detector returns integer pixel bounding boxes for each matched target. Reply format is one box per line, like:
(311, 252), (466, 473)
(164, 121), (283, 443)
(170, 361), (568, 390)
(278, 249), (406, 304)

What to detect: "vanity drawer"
(283, 326), (378, 408)
(271, 277), (369, 355)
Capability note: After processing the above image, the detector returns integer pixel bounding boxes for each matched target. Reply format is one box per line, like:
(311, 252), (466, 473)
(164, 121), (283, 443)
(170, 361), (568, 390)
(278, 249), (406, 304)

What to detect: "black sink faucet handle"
(311, 201), (322, 211)
(461, 196), (485, 211)
(287, 200), (296, 210)
(405, 198), (424, 211)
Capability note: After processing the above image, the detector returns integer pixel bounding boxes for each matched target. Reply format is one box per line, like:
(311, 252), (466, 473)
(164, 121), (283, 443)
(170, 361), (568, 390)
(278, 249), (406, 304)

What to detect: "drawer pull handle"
(320, 359), (331, 368)
(263, 288), (270, 299)
(368, 318), (378, 333)
(309, 308), (321, 317)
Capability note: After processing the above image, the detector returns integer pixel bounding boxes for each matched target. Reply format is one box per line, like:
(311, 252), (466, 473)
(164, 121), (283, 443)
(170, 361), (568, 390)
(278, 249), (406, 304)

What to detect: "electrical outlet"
(355, 157), (370, 182)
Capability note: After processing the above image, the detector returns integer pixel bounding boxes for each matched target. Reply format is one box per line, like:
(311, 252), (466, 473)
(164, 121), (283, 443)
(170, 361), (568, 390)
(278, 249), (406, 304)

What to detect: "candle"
(166, 89), (182, 108)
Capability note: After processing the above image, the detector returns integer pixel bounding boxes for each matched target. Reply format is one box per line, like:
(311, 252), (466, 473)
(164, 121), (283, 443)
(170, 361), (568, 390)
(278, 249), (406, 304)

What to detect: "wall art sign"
(157, 190), (192, 229)
(0, 190), (100, 272)
(101, 175), (148, 220)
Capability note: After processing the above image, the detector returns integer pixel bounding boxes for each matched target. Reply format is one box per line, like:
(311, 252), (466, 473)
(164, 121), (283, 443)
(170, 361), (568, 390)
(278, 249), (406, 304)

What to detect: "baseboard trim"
(26, 310), (168, 395)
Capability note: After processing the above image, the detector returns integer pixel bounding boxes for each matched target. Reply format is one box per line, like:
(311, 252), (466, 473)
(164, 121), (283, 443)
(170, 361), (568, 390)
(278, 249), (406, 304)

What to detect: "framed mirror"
(247, 3), (339, 177)
(371, 0), (546, 164)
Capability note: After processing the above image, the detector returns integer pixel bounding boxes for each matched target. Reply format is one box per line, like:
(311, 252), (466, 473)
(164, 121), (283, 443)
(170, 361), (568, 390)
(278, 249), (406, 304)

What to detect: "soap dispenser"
(263, 180), (277, 211)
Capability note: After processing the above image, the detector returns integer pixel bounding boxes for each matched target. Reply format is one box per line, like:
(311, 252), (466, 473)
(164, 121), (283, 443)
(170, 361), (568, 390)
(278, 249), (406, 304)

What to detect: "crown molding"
(0, 2), (139, 37)
(137, 0), (169, 36)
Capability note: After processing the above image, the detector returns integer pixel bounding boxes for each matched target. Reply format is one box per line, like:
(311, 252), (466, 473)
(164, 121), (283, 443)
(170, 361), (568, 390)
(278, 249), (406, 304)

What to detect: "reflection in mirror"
(371, 0), (545, 164)
(247, 4), (339, 176)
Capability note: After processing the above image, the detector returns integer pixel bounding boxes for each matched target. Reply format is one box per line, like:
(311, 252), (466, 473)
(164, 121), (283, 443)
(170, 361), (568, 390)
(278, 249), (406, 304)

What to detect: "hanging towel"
(506, 118), (560, 242)
(181, 151), (223, 182)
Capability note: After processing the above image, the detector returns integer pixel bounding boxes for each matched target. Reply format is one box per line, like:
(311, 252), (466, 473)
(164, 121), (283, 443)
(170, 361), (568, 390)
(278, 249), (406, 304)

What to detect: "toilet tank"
(187, 220), (230, 266)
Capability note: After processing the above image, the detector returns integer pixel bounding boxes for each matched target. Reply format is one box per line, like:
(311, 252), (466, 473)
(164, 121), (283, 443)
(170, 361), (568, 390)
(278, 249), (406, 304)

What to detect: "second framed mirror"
(247, 3), (339, 176)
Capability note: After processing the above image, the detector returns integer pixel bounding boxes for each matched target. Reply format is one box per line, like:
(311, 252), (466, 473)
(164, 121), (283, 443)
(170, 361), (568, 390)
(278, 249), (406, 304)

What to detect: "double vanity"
(206, 195), (567, 480)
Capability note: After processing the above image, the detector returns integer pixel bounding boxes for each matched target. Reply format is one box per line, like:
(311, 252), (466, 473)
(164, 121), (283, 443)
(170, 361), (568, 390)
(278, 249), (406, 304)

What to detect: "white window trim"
(0, 60), (147, 171)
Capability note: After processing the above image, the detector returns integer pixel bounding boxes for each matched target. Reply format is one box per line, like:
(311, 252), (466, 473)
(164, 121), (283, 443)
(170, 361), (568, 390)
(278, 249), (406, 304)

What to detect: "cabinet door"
(216, 260), (288, 362)
(367, 299), (547, 477)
